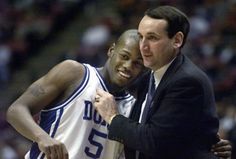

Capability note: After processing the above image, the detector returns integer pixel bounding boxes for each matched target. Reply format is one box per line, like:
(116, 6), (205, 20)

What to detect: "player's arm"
(6, 60), (84, 159)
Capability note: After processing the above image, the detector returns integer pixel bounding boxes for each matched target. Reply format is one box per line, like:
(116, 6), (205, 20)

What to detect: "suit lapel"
(146, 54), (184, 121)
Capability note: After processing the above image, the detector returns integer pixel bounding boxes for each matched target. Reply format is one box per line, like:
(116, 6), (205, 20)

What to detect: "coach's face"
(107, 38), (144, 88)
(138, 15), (181, 71)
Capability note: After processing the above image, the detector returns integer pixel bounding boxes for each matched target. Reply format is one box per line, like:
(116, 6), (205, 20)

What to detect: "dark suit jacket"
(108, 54), (219, 159)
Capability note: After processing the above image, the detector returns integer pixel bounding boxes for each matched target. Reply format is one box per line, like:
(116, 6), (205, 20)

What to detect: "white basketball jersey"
(25, 64), (135, 159)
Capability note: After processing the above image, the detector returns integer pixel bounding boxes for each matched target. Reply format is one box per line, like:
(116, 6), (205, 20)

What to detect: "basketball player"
(6, 29), (146, 159)
(6, 29), (231, 159)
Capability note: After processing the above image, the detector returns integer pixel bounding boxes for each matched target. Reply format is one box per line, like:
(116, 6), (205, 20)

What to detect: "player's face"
(108, 38), (145, 88)
(138, 16), (178, 71)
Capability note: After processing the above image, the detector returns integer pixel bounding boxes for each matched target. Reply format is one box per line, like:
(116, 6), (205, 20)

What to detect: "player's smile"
(118, 70), (131, 79)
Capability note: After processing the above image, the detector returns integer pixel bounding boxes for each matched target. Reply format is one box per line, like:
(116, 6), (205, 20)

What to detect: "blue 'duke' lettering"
(83, 100), (106, 126)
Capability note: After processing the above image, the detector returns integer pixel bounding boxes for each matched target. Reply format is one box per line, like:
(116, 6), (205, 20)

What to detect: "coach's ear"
(108, 43), (115, 57)
(173, 31), (183, 49)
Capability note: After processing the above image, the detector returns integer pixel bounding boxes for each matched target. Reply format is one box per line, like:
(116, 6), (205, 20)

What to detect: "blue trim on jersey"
(115, 93), (132, 100)
(29, 143), (41, 159)
(42, 64), (90, 112)
(29, 108), (64, 159)
(40, 110), (57, 133)
(94, 67), (108, 92)
(51, 108), (64, 137)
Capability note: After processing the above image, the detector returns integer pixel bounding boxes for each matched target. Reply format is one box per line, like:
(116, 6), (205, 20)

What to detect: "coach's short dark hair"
(145, 5), (190, 48)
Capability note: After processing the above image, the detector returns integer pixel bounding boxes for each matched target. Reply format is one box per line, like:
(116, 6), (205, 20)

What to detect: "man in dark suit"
(94, 6), (228, 159)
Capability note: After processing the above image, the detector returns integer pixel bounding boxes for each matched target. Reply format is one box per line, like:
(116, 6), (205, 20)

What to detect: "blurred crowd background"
(0, 0), (235, 158)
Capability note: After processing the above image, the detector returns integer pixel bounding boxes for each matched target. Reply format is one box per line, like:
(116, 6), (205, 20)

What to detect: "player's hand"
(94, 89), (119, 124)
(37, 136), (69, 159)
(211, 139), (231, 159)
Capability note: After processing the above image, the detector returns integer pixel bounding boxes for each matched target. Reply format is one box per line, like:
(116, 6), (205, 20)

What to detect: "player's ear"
(108, 43), (115, 57)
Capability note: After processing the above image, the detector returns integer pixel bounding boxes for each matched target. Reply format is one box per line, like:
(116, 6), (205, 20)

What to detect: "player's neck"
(97, 66), (123, 94)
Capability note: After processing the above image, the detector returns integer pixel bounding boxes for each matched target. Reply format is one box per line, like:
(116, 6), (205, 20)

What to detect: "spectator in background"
(77, 18), (111, 67)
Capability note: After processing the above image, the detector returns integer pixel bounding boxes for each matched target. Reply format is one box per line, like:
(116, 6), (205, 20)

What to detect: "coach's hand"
(37, 135), (69, 159)
(94, 89), (119, 124)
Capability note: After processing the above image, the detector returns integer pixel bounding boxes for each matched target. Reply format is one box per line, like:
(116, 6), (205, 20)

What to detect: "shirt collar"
(153, 58), (175, 88)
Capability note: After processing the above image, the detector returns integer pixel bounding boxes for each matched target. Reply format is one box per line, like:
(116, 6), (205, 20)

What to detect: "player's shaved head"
(116, 29), (139, 46)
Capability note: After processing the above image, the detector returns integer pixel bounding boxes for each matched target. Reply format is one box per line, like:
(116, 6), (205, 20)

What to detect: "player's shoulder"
(56, 60), (84, 73)
(47, 60), (85, 82)
(60, 59), (83, 69)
